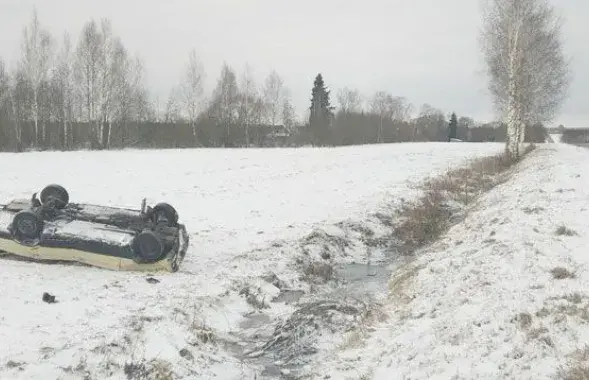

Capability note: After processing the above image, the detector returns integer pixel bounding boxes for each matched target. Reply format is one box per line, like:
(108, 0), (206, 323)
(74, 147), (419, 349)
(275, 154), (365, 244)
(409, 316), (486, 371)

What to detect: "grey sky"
(0, 0), (587, 126)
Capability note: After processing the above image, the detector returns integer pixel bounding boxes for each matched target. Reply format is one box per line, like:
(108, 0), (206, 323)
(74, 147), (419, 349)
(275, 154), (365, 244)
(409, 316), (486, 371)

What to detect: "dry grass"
(387, 263), (425, 303)
(558, 365), (589, 380)
(393, 147), (534, 255)
(337, 304), (389, 351)
(551, 267), (577, 280)
(123, 359), (174, 380)
(303, 261), (334, 283)
(558, 346), (589, 380)
(188, 307), (217, 346)
(513, 312), (533, 330)
(555, 226), (578, 237)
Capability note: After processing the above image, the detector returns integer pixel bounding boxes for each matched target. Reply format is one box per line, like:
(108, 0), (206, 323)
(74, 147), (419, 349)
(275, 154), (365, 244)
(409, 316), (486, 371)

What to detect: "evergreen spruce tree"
(448, 112), (458, 141)
(308, 73), (334, 146)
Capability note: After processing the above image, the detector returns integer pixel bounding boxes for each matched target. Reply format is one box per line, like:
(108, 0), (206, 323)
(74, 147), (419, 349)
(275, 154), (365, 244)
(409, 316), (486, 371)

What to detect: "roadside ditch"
(223, 145), (537, 379)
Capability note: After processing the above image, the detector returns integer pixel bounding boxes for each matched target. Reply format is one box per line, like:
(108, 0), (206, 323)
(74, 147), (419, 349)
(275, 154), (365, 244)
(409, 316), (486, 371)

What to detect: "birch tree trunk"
(180, 49), (205, 146)
(480, 0), (570, 159)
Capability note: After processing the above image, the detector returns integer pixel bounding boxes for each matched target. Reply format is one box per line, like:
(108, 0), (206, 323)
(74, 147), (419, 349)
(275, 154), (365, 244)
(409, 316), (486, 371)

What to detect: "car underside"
(0, 185), (189, 272)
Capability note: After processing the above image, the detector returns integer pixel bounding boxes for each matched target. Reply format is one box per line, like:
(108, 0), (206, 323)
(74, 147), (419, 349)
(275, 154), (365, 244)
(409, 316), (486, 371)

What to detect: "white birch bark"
(480, 0), (570, 159)
(180, 49), (205, 145)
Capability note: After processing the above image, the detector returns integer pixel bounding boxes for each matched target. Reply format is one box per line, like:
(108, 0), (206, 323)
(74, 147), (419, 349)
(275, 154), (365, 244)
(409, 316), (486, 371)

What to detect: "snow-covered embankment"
(312, 144), (589, 380)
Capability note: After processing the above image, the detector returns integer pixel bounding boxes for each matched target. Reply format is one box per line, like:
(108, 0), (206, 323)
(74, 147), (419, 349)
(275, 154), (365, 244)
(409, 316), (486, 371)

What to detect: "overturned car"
(0, 185), (189, 272)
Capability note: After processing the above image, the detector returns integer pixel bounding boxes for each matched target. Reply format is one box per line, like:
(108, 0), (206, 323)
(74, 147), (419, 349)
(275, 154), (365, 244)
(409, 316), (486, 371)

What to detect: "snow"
(0, 211), (12, 233)
(308, 144), (589, 380)
(0, 211), (136, 245)
(549, 133), (563, 143)
(0, 142), (508, 379)
(55, 219), (135, 245)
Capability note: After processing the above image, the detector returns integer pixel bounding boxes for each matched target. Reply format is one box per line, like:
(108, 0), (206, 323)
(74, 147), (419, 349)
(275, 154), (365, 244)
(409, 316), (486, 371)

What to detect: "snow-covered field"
(310, 143), (589, 380)
(549, 133), (563, 143)
(0, 142), (509, 379)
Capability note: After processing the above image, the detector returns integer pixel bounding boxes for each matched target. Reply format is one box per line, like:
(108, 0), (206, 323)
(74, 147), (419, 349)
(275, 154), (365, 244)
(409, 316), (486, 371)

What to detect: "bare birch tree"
(0, 60), (8, 109)
(211, 63), (239, 146)
(281, 88), (296, 132)
(164, 87), (181, 123)
(337, 87), (363, 113)
(53, 32), (75, 149)
(262, 70), (283, 125)
(75, 18), (130, 149)
(113, 53), (146, 146)
(180, 49), (205, 143)
(389, 96), (413, 121)
(370, 91), (394, 143)
(20, 9), (54, 147)
(480, 0), (570, 158)
(8, 67), (27, 151)
(75, 19), (104, 146)
(239, 63), (256, 146)
(0, 59), (10, 149)
(416, 103), (446, 140)
(97, 21), (126, 149)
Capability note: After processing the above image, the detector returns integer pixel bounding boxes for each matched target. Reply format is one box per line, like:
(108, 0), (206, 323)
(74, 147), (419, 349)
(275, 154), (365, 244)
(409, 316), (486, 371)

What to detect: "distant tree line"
(0, 10), (548, 152)
(560, 129), (589, 144)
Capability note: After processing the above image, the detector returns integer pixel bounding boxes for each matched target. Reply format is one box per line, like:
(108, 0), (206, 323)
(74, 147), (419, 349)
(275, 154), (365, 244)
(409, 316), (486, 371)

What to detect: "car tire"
(152, 203), (178, 226)
(40, 184), (69, 209)
(12, 210), (43, 241)
(132, 230), (164, 262)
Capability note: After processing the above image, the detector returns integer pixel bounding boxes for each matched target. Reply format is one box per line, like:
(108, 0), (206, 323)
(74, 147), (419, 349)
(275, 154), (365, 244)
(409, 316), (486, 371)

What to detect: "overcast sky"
(0, 0), (587, 126)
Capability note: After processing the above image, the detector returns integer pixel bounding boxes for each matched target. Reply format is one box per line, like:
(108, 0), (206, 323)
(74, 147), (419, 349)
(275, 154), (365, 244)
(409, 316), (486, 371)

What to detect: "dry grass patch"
(551, 267), (577, 280)
(558, 365), (589, 380)
(303, 261), (334, 283)
(558, 346), (589, 380)
(123, 359), (174, 380)
(556, 225), (578, 237)
(513, 312), (533, 330)
(535, 293), (589, 324)
(387, 263), (424, 304)
(393, 147), (534, 255)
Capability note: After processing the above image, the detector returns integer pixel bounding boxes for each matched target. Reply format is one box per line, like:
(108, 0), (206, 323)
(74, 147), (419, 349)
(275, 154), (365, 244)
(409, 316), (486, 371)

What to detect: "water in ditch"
(226, 252), (403, 379)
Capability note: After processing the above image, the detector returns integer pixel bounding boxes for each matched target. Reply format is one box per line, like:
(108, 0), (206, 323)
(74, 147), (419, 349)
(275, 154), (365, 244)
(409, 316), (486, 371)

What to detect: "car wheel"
(40, 184), (69, 209)
(12, 210), (43, 240)
(132, 230), (164, 262)
(152, 203), (178, 226)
